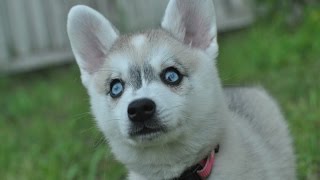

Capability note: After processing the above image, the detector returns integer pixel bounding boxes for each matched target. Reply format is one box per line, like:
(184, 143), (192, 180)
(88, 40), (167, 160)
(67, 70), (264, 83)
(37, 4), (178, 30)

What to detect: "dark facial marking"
(128, 63), (157, 90)
(143, 63), (157, 83)
(128, 64), (142, 89)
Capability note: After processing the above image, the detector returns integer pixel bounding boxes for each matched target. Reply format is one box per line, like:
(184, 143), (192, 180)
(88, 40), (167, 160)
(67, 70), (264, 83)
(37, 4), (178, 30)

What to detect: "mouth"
(128, 122), (168, 142)
(129, 126), (166, 137)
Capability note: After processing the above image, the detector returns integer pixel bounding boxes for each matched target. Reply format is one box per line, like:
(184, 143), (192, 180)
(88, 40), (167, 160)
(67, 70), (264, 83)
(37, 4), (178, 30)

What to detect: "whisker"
(94, 136), (107, 149)
(73, 111), (91, 119)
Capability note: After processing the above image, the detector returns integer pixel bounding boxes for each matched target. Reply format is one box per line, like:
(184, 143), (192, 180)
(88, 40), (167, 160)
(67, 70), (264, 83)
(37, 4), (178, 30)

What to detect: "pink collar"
(175, 145), (219, 180)
(197, 151), (216, 179)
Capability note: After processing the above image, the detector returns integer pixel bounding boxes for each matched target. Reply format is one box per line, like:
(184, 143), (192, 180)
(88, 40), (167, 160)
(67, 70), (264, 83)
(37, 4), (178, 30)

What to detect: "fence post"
(0, 9), (8, 66)
(6, 0), (30, 56)
(27, 0), (50, 51)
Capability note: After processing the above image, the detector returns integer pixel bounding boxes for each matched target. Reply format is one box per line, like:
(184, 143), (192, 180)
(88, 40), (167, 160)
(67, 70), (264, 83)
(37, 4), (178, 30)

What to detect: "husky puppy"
(67, 0), (296, 179)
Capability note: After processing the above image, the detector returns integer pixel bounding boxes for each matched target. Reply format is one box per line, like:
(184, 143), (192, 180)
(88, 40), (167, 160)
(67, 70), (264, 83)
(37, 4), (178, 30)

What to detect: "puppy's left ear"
(161, 0), (218, 59)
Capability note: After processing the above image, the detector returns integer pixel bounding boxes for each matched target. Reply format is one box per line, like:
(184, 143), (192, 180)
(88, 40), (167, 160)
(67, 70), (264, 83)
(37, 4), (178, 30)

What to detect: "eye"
(160, 67), (183, 86)
(110, 79), (124, 98)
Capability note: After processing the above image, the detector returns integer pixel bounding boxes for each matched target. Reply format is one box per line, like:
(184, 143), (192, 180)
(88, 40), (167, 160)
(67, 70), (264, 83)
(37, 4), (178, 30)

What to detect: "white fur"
(131, 34), (147, 51)
(67, 1), (296, 180)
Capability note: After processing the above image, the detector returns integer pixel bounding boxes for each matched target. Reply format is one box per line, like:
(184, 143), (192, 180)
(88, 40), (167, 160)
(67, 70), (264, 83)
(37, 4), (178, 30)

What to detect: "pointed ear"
(161, 0), (218, 59)
(67, 5), (119, 87)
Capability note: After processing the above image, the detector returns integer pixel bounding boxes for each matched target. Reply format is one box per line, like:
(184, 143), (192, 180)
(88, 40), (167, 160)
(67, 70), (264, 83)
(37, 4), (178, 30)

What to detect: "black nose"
(128, 98), (156, 123)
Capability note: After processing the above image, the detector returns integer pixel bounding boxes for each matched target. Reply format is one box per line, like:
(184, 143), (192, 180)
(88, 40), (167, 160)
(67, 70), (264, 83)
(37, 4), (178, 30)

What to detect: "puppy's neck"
(115, 115), (229, 179)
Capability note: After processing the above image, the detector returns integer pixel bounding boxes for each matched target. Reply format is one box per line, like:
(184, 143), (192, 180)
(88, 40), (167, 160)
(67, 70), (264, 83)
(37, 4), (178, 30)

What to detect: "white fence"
(0, 0), (254, 74)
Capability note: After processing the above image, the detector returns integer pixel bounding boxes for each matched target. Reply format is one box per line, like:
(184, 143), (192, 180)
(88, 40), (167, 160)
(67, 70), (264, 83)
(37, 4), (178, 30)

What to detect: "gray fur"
(128, 63), (157, 90)
(221, 87), (296, 180)
(143, 63), (157, 83)
(128, 64), (142, 89)
(67, 1), (296, 180)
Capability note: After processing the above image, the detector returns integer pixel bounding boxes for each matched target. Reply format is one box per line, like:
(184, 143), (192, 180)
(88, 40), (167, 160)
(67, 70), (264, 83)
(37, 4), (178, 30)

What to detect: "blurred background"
(0, 0), (319, 179)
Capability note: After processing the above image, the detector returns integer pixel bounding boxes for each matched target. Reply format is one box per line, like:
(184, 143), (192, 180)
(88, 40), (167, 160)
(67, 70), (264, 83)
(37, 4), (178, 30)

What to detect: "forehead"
(109, 30), (177, 64)
(94, 30), (201, 92)
(106, 29), (199, 70)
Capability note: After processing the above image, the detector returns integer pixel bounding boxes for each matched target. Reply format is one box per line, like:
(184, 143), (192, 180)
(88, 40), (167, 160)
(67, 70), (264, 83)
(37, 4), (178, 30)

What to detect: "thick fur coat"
(67, 0), (296, 179)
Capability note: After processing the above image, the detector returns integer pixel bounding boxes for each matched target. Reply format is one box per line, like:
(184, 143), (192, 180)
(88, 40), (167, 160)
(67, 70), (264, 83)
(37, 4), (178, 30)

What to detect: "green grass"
(0, 6), (319, 180)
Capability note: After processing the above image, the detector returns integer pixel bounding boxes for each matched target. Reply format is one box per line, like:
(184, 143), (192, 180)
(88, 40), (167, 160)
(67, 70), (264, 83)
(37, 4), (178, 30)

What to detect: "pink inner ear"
(81, 50), (105, 74)
(175, 1), (214, 50)
(78, 31), (106, 74)
(183, 12), (212, 49)
(68, 5), (119, 75)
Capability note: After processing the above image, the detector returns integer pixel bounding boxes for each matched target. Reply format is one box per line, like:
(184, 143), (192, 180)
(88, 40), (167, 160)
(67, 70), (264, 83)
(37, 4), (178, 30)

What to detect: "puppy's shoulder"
(223, 85), (278, 111)
(222, 85), (285, 127)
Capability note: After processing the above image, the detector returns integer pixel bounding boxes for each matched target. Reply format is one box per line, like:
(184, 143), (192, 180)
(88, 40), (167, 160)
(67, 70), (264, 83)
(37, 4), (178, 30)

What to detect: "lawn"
(0, 5), (319, 180)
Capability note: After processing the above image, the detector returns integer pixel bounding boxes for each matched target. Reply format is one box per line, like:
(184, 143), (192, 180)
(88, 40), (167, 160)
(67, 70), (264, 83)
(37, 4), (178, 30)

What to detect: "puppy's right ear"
(67, 5), (118, 87)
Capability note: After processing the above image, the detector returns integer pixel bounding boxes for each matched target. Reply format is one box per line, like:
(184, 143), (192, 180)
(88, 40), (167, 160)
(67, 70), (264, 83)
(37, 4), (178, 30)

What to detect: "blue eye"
(165, 71), (179, 82)
(110, 79), (124, 98)
(161, 67), (183, 86)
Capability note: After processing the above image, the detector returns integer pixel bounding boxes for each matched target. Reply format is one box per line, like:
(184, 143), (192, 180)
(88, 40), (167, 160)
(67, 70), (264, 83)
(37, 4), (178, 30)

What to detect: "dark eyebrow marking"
(128, 64), (142, 89)
(143, 63), (157, 83)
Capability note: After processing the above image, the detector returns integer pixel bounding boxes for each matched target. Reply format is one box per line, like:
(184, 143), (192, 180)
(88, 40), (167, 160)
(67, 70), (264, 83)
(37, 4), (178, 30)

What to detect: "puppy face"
(67, 0), (220, 147)
(90, 31), (219, 146)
